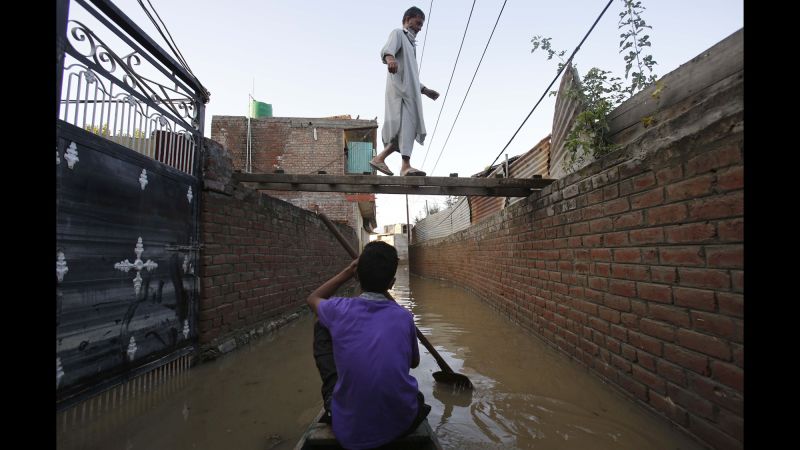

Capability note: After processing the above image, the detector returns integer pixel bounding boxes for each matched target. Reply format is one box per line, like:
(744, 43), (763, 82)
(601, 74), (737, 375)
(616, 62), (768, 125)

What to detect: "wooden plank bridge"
(232, 173), (555, 197)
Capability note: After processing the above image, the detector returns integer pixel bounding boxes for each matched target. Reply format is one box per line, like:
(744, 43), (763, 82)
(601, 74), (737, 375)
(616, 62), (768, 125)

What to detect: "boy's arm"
(307, 259), (359, 315)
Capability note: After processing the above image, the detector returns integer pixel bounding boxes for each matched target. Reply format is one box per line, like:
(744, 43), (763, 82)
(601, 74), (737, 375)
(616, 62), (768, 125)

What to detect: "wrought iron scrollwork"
(66, 20), (200, 132)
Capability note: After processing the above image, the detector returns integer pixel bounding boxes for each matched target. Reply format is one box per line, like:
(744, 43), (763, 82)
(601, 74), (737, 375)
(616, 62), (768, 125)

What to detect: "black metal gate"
(56, 0), (209, 408)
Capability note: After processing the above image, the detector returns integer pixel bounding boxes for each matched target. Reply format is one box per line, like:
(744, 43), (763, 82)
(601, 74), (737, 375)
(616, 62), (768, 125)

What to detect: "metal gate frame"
(56, 0), (208, 410)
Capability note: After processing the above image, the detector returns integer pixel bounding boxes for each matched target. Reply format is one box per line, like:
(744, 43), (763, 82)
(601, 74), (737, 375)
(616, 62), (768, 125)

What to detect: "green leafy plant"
(531, 0), (658, 173)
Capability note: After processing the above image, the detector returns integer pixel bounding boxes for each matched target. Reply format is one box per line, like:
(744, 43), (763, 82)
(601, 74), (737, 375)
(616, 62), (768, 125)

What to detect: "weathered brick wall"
(198, 137), (357, 352)
(410, 34), (743, 449)
(211, 116), (360, 230)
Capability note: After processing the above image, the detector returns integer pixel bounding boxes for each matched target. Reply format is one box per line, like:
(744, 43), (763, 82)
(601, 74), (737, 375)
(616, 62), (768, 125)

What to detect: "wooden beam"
(243, 182), (534, 197)
(232, 172), (555, 197)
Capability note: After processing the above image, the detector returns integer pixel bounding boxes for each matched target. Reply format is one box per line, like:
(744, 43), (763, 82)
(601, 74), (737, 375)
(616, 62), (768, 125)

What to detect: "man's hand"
(385, 55), (398, 74)
(422, 87), (440, 100)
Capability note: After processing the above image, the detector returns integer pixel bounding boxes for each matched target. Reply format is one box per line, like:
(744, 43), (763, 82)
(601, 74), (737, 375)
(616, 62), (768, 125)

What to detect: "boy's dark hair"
(357, 241), (399, 292)
(403, 6), (425, 23)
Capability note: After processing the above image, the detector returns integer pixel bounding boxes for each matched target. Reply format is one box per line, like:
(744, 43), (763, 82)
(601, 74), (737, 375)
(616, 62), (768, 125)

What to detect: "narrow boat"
(293, 409), (443, 450)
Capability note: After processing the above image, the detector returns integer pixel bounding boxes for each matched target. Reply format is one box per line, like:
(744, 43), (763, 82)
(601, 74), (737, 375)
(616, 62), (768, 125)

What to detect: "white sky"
(70, 0), (743, 230)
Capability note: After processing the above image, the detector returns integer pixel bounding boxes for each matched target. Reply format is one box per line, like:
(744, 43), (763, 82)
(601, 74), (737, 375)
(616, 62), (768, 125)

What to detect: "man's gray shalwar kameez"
(381, 28), (427, 157)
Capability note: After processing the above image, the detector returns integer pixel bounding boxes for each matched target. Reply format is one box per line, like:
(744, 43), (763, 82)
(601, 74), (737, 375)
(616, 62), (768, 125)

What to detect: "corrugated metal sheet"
(346, 141), (374, 174)
(510, 135), (551, 179)
(413, 197), (471, 243)
(550, 63), (586, 179)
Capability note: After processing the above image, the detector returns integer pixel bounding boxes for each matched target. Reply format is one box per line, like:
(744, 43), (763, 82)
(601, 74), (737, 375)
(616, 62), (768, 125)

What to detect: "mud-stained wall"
(411, 30), (743, 449)
(198, 137), (357, 355)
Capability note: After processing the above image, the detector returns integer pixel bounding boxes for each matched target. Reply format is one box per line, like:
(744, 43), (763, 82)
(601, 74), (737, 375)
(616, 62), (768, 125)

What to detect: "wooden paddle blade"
(432, 371), (473, 390)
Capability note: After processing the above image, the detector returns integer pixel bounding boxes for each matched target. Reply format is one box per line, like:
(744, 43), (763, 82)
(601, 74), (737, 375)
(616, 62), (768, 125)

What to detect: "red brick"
(603, 184), (619, 199)
(630, 188), (664, 209)
(589, 217), (613, 233)
(687, 191), (743, 221)
(613, 248), (641, 263)
(629, 227), (664, 244)
(629, 330), (663, 355)
(587, 189), (604, 205)
(676, 329), (731, 360)
(667, 383), (714, 421)
(636, 351), (657, 371)
(611, 353), (631, 372)
(691, 311), (736, 340)
(664, 222), (716, 243)
(604, 293), (631, 312)
(710, 360), (743, 391)
(604, 231), (629, 246)
(609, 324), (628, 341)
(590, 248), (612, 261)
(706, 245), (743, 269)
(664, 343), (710, 376)
(598, 306), (621, 324)
(641, 247), (658, 264)
(656, 359), (687, 386)
(639, 318), (675, 341)
(609, 279), (637, 297)
(589, 263), (609, 278)
(656, 165), (683, 185)
(717, 292), (743, 318)
(678, 268), (731, 290)
(717, 166), (743, 191)
(632, 172), (657, 192)
(613, 211), (644, 229)
(603, 198), (630, 215)
(717, 218), (743, 242)
(659, 246), (704, 266)
(611, 264), (649, 281)
(673, 287), (716, 312)
(666, 174), (714, 202)
(637, 282), (672, 303)
(650, 266), (677, 283)
(731, 270), (743, 292)
(685, 143), (742, 176)
(648, 304), (690, 327)
(582, 234), (603, 247)
(687, 371), (743, 414)
(647, 203), (688, 225)
(632, 364), (665, 394)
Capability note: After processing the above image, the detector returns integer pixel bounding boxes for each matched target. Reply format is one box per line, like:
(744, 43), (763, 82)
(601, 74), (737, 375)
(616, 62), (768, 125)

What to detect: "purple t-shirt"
(317, 294), (420, 450)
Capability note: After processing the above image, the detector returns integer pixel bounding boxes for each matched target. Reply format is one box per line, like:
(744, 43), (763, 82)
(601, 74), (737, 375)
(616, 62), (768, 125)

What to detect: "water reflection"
(394, 265), (702, 450)
(56, 265), (704, 450)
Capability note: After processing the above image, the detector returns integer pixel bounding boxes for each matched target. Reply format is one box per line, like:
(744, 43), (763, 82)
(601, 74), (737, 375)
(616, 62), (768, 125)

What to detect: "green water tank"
(250, 99), (273, 118)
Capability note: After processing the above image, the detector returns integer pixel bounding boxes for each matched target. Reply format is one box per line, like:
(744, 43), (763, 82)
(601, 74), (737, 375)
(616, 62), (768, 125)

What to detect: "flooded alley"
(57, 265), (704, 450)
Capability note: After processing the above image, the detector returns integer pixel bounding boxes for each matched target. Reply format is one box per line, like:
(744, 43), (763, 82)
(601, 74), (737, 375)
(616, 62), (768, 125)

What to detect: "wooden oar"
(316, 211), (473, 390)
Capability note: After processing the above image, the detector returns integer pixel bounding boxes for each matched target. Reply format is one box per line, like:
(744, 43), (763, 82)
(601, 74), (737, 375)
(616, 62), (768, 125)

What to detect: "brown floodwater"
(57, 265), (704, 450)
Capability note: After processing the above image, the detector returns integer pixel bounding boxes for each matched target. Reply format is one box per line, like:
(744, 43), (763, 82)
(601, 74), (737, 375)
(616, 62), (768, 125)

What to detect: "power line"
(487, 0), (614, 169)
(419, 0), (478, 170)
(137, 0), (209, 96)
(430, 0), (509, 176)
(418, 0), (434, 74)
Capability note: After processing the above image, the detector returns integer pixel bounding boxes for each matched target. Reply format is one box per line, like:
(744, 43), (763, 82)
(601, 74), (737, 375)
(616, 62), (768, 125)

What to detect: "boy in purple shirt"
(307, 241), (431, 449)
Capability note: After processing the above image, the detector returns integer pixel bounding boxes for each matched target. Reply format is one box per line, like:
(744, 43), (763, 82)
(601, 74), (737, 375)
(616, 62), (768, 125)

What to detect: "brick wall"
(410, 32), (743, 449)
(198, 137), (357, 352)
(211, 116), (370, 231)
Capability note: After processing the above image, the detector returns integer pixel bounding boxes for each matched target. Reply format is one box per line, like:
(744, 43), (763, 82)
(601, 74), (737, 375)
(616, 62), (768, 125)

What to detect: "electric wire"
(418, 0), (434, 74)
(418, 0), (478, 170)
(429, 0), (508, 176)
(487, 0), (614, 169)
